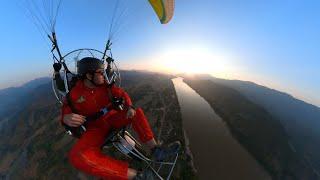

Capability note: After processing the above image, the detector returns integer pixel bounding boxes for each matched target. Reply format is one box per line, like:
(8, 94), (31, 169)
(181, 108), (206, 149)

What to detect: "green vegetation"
(0, 71), (195, 179)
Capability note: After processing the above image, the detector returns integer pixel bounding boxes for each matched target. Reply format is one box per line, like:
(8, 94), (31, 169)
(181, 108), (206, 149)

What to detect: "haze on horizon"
(0, 0), (319, 107)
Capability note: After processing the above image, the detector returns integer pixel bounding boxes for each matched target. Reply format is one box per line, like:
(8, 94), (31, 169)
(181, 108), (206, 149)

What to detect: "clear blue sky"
(0, 0), (319, 107)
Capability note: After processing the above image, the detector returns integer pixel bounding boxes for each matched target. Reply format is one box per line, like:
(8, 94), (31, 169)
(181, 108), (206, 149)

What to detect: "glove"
(53, 63), (62, 72)
(112, 97), (124, 111)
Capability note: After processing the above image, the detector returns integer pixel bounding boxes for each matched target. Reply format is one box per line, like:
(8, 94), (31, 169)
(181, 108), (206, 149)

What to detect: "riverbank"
(173, 77), (270, 180)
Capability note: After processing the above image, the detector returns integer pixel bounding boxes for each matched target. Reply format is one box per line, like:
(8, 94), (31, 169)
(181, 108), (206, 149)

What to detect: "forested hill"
(0, 77), (50, 120)
(0, 71), (194, 179)
(190, 74), (320, 176)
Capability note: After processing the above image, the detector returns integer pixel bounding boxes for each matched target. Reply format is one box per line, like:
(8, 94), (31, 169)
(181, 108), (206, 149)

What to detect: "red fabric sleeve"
(60, 98), (72, 125)
(111, 86), (132, 107)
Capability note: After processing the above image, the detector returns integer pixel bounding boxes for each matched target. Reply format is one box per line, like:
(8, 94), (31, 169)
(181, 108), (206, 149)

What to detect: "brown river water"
(172, 77), (271, 180)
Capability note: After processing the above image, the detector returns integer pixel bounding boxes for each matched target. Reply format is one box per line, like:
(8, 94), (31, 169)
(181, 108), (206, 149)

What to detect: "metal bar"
(63, 48), (104, 59)
(157, 163), (163, 172)
(167, 153), (179, 180)
(52, 32), (63, 61)
(102, 40), (112, 60)
(52, 72), (62, 104)
(63, 70), (69, 93)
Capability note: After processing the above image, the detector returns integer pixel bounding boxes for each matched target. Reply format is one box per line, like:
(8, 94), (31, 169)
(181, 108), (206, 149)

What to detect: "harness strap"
(64, 83), (123, 138)
(64, 85), (112, 138)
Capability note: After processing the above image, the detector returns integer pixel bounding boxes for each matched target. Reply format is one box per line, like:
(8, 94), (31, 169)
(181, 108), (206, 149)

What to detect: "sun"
(154, 46), (229, 77)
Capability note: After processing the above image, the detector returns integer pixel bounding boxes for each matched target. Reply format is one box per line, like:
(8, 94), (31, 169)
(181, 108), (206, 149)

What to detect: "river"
(172, 77), (271, 180)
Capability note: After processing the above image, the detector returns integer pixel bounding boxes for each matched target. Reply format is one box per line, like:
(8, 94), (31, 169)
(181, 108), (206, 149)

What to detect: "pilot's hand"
(126, 107), (136, 119)
(63, 113), (86, 127)
(53, 63), (62, 72)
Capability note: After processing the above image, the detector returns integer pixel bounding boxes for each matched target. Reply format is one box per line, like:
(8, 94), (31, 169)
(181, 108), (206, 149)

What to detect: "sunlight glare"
(156, 46), (229, 77)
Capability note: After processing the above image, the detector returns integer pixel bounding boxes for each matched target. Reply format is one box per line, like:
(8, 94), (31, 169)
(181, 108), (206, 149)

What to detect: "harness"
(64, 82), (124, 138)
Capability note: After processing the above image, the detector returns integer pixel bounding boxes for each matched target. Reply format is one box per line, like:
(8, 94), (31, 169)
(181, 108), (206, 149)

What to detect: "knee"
(68, 146), (84, 169)
(133, 108), (149, 124)
(135, 108), (143, 117)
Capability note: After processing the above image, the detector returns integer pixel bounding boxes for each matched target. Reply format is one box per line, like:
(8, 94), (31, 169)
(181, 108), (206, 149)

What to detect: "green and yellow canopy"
(148, 0), (175, 24)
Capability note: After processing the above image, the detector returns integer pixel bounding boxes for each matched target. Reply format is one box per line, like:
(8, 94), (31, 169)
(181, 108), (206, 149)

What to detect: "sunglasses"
(94, 70), (105, 75)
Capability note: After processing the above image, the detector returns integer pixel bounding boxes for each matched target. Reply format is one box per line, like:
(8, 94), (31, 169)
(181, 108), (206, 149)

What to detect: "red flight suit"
(60, 80), (154, 180)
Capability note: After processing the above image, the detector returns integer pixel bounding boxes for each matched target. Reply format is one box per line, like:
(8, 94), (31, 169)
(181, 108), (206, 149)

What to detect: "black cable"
(52, 0), (63, 32)
(29, 0), (51, 33)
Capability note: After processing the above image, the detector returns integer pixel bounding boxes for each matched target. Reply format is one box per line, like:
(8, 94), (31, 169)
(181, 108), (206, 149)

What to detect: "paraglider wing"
(148, 0), (175, 24)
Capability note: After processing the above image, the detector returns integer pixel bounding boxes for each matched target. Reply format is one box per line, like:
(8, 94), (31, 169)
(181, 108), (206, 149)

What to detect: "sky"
(0, 0), (319, 107)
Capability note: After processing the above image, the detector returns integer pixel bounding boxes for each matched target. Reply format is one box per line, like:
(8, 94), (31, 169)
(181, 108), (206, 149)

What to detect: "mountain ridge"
(183, 77), (318, 179)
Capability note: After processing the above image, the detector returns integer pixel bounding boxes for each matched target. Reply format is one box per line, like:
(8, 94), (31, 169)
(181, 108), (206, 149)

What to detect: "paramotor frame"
(102, 127), (179, 180)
